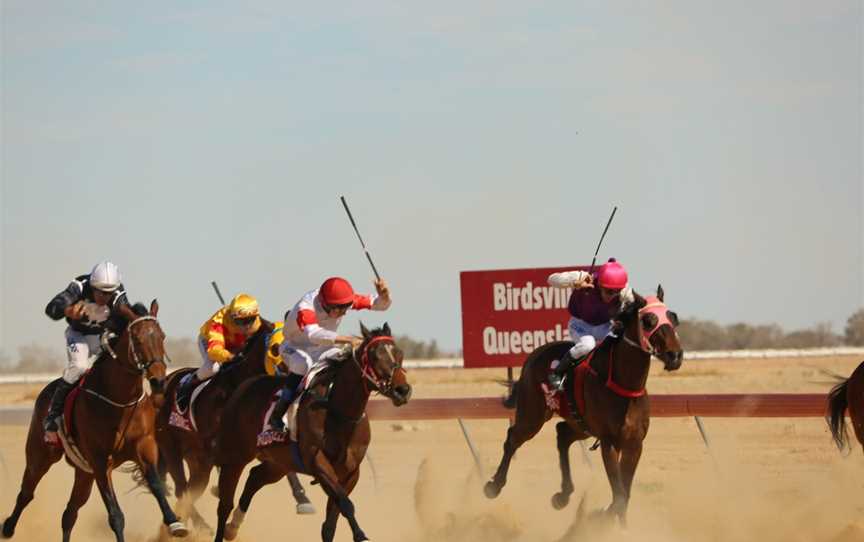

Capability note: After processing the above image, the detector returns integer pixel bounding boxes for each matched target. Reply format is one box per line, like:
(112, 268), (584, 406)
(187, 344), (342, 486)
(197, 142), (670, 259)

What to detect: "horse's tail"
(502, 383), (518, 410)
(826, 378), (850, 452)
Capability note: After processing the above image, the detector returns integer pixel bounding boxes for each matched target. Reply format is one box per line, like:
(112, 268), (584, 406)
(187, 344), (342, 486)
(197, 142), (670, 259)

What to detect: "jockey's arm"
(45, 281), (84, 320)
(207, 342), (233, 364)
(548, 271), (592, 289)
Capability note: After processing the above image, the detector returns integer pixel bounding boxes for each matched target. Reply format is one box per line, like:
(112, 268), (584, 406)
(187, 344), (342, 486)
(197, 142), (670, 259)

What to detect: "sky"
(0, 1), (861, 358)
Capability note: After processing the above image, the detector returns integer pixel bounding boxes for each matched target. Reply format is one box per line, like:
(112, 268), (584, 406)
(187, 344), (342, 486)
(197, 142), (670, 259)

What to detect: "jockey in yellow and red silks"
(175, 293), (262, 411)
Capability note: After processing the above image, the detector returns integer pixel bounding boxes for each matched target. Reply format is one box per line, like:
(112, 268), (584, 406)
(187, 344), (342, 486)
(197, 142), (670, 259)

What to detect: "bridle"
(102, 315), (168, 375)
(352, 335), (403, 396)
(620, 296), (675, 357)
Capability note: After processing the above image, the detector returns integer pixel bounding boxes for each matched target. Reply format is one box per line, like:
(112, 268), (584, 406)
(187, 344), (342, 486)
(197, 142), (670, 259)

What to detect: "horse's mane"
(130, 302), (149, 316)
(329, 324), (391, 365)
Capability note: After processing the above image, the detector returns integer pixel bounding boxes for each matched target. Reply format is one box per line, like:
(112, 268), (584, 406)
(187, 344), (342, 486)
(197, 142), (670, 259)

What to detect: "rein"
(89, 315), (166, 408)
(352, 335), (401, 396)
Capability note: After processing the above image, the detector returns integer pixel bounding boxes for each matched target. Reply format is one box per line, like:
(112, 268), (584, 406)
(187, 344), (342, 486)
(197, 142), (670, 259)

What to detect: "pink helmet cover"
(598, 258), (628, 289)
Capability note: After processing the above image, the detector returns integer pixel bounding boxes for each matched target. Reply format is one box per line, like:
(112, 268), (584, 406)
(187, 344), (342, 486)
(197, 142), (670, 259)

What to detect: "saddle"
(49, 376), (94, 473)
(542, 350), (598, 430)
(168, 375), (212, 432)
(256, 365), (339, 448)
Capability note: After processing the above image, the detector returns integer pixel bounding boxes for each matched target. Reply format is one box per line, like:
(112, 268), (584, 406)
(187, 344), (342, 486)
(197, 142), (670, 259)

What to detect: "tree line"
(678, 308), (864, 351)
(3, 309), (862, 373)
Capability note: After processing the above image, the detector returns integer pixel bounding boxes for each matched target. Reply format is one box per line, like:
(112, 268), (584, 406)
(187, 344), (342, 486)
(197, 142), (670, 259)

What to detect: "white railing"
(1, 347), (862, 384)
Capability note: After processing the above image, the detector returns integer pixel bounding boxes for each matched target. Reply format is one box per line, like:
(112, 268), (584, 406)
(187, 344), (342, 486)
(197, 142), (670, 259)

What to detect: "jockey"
(266, 276), (391, 432)
(43, 261), (130, 439)
(175, 293), (262, 412)
(547, 258), (634, 389)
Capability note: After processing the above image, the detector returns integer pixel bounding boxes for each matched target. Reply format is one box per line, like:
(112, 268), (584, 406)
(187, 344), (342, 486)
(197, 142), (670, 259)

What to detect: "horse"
(484, 286), (683, 528)
(156, 319), (314, 533)
(212, 322), (412, 542)
(826, 360), (864, 454)
(2, 300), (187, 542)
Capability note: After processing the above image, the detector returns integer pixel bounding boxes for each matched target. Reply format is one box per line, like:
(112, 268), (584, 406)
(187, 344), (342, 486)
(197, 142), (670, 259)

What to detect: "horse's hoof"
(296, 502), (316, 515)
(551, 492), (570, 510)
(224, 523), (239, 541)
(483, 481), (501, 499)
(1, 517), (14, 538)
(167, 521), (188, 538)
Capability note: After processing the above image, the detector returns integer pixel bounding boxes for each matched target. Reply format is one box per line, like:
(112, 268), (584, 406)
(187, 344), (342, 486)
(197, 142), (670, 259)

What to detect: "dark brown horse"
(826, 360), (864, 454)
(2, 301), (186, 542)
(156, 319), (314, 532)
(484, 286), (683, 527)
(212, 322), (412, 542)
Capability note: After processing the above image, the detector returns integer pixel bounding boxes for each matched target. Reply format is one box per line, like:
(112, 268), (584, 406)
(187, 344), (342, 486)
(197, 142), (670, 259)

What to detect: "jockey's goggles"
(233, 315), (257, 326)
(600, 287), (622, 298)
(323, 302), (352, 313)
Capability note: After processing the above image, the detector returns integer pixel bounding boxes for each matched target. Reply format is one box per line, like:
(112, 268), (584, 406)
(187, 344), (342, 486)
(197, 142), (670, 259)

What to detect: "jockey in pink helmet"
(265, 276), (391, 433)
(546, 258), (634, 389)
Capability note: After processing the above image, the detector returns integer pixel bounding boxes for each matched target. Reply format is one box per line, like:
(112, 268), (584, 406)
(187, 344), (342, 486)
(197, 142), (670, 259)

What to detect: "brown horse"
(2, 301), (186, 542)
(212, 322), (412, 542)
(484, 286), (683, 527)
(156, 319), (314, 533)
(826, 360), (864, 454)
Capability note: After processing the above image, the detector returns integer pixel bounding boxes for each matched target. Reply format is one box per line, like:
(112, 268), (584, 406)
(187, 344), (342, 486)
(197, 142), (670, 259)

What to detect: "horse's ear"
(632, 291), (647, 309)
(150, 299), (159, 317)
(359, 321), (371, 339)
(656, 285), (664, 303)
(383, 322), (392, 336)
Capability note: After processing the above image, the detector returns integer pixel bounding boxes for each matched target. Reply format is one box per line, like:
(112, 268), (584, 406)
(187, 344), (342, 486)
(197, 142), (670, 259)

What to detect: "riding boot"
(176, 373), (201, 412)
(268, 373), (304, 433)
(549, 351), (584, 390)
(44, 379), (75, 434)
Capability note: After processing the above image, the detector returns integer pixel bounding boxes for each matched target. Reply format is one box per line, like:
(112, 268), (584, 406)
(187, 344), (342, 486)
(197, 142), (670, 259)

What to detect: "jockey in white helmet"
(43, 261), (131, 442)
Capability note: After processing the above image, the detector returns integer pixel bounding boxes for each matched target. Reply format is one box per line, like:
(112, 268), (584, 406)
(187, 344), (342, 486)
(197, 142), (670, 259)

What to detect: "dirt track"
(1, 355), (864, 541)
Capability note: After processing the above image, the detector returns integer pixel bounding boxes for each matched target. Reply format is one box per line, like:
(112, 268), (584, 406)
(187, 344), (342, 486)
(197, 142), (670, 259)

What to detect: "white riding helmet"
(89, 261), (122, 292)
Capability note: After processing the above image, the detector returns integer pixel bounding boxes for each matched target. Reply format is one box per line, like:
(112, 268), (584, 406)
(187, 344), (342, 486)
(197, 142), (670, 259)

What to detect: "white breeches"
(280, 343), (344, 377)
(567, 318), (612, 359)
(196, 338), (222, 380)
(63, 328), (103, 384)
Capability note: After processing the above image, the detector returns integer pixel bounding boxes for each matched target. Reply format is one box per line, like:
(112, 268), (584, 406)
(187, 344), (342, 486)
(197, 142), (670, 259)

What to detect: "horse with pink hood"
(547, 258), (635, 387)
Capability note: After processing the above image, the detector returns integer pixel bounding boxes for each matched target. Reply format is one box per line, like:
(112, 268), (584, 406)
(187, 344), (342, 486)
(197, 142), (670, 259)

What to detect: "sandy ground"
(1, 355), (864, 541)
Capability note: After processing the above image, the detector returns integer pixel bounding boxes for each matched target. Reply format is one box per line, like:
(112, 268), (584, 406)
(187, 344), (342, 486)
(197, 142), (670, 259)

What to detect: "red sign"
(459, 266), (589, 368)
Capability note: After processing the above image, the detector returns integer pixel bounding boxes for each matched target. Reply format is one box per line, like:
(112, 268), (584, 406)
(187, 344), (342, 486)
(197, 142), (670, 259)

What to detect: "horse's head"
(117, 300), (169, 400)
(356, 322), (412, 406)
(619, 285), (683, 371)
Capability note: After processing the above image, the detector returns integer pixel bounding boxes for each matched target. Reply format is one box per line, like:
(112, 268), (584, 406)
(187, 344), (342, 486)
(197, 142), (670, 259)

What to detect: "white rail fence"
(1, 347), (862, 385)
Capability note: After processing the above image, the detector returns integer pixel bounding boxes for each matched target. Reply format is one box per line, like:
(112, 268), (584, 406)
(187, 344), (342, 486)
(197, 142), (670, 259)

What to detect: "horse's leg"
(183, 456), (214, 533)
(552, 421), (580, 510)
(61, 469), (94, 542)
(484, 385), (546, 499)
(213, 462), (246, 542)
(613, 441), (643, 527)
(321, 468), (360, 542)
(2, 435), (63, 538)
(92, 461), (126, 542)
(599, 440), (626, 523)
(137, 438), (188, 537)
(312, 451), (368, 542)
(287, 472), (315, 514)
(224, 461), (284, 541)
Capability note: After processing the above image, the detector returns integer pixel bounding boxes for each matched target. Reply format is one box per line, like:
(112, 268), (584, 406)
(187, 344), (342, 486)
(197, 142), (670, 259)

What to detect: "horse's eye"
(641, 313), (659, 330)
(667, 311), (679, 327)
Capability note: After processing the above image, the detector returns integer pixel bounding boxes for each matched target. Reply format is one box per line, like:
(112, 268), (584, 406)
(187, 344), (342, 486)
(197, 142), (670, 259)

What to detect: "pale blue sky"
(1, 1), (861, 356)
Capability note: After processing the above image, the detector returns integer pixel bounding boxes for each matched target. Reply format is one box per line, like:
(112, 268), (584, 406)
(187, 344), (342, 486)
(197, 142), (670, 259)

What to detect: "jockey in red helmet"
(265, 276), (391, 432)
(547, 258), (634, 389)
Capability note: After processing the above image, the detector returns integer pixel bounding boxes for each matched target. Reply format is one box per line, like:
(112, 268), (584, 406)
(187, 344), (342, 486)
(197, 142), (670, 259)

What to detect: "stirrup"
(548, 372), (565, 391)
